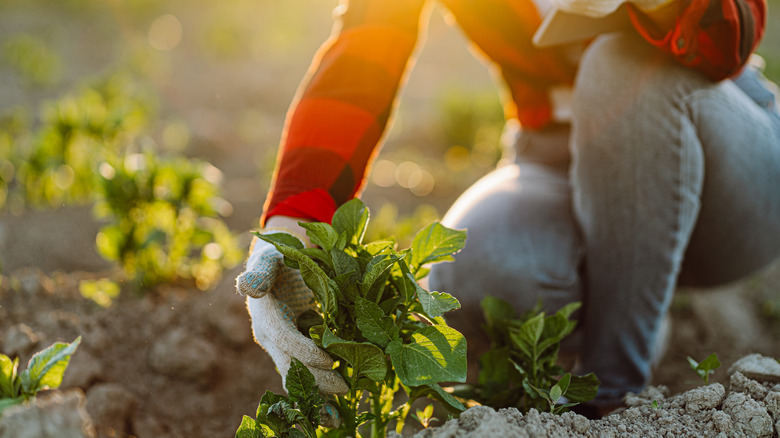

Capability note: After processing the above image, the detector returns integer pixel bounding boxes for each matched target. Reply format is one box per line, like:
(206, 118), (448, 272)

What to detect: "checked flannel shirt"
(263, 0), (766, 224)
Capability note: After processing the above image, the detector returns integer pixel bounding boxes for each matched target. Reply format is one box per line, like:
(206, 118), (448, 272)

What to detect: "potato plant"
(93, 150), (242, 290)
(0, 69), (241, 292)
(454, 296), (599, 414)
(7, 72), (154, 210)
(238, 199), (468, 438)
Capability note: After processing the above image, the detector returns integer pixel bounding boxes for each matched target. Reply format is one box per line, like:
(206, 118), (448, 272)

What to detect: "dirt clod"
(63, 349), (105, 389)
(416, 362), (780, 438)
(148, 327), (219, 383)
(731, 370), (770, 401)
(85, 383), (137, 437)
(766, 391), (780, 420)
(2, 323), (40, 357)
(722, 391), (774, 437)
(0, 389), (95, 438)
(684, 383), (725, 412)
(729, 353), (780, 384)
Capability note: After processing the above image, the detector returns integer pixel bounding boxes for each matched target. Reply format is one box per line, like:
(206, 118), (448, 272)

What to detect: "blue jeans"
(429, 32), (780, 405)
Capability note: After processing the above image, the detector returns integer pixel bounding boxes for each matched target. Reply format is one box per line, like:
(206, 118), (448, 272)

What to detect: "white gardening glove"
(552, 0), (676, 18)
(236, 229), (348, 395)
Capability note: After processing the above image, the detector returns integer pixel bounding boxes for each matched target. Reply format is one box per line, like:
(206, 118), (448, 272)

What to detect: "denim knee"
(429, 163), (583, 317)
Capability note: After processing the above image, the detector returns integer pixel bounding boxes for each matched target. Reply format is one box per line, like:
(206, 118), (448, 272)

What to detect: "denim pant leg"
(428, 126), (583, 377)
(572, 32), (780, 405)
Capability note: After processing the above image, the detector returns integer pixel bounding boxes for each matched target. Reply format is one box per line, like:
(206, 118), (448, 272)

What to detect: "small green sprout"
(411, 404), (438, 429)
(687, 353), (721, 385)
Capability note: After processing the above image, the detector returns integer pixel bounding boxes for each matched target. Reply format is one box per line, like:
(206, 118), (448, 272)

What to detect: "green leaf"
(555, 301), (582, 320)
(322, 328), (387, 382)
(361, 254), (403, 297)
(386, 325), (467, 387)
(331, 249), (360, 279)
(407, 273), (460, 318)
(285, 358), (323, 427)
(697, 353), (721, 373)
(550, 373), (571, 404)
(355, 297), (399, 349)
(20, 337), (81, 396)
(564, 373), (600, 403)
(234, 415), (263, 438)
(549, 385), (562, 405)
(426, 383), (466, 412)
(259, 391), (287, 411)
(481, 295), (516, 327)
(301, 248), (333, 271)
(289, 429), (308, 438)
(689, 353), (720, 383)
(253, 232), (304, 251)
(509, 313), (544, 361)
(273, 245), (338, 317)
(394, 260), (417, 305)
(332, 198), (369, 246)
(0, 355), (19, 398)
(379, 296), (403, 315)
(364, 240), (395, 255)
(477, 348), (511, 389)
(299, 222), (339, 252)
(410, 222), (466, 271)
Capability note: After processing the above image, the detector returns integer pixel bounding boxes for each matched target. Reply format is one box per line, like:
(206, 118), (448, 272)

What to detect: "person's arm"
(627, 0), (767, 80)
(439, 0), (579, 129)
(262, 0), (429, 225)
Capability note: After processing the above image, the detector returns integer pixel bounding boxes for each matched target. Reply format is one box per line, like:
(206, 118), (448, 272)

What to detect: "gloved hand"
(236, 230), (348, 395)
(552, 0), (676, 18)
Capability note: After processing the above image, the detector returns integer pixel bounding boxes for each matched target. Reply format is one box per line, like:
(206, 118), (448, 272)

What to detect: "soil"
(408, 355), (780, 437)
(2, 209), (780, 437)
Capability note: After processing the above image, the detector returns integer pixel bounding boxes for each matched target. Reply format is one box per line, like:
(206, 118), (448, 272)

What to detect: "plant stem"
(371, 391), (385, 438)
(393, 401), (412, 435)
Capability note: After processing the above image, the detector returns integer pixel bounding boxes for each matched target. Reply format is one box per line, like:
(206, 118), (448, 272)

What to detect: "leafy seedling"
(454, 296), (599, 414)
(687, 353), (721, 385)
(650, 400), (662, 410)
(235, 358), (324, 438)
(244, 199), (468, 437)
(1, 337), (81, 414)
(411, 404), (438, 429)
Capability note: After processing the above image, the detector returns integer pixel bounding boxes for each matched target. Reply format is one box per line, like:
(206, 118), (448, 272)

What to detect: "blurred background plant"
(93, 150), (241, 291)
(0, 69), (241, 296)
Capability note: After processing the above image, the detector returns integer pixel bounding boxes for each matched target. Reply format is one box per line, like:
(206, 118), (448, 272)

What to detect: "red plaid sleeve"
(628, 0), (766, 80)
(263, 0), (428, 224)
(439, 0), (577, 128)
(263, 0), (578, 224)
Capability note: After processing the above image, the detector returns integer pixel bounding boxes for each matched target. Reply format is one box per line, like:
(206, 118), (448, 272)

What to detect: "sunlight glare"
(148, 14), (183, 51)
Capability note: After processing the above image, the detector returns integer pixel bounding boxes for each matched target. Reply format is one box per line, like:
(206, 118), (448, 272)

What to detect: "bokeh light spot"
(410, 170), (435, 197)
(445, 145), (472, 172)
(395, 161), (422, 189)
(371, 159), (397, 187)
(148, 14), (183, 52)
